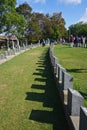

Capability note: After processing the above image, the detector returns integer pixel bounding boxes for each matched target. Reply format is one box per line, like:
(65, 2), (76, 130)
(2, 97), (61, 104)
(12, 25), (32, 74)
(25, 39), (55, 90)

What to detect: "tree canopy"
(0, 0), (68, 43)
(0, 0), (26, 38)
(69, 22), (87, 38)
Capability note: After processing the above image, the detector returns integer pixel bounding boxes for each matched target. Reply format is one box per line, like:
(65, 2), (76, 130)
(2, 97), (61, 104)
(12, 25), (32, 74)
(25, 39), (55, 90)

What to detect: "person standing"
(81, 36), (86, 48)
(70, 35), (74, 47)
(74, 35), (79, 47)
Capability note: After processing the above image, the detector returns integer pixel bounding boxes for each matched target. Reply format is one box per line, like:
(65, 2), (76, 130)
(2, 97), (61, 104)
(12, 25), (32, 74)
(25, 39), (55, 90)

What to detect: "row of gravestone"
(0, 44), (38, 60)
(49, 44), (87, 130)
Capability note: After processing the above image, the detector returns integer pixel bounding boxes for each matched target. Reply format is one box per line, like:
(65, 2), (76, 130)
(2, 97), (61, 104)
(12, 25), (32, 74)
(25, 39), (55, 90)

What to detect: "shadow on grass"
(67, 68), (87, 73)
(26, 48), (69, 130)
(79, 91), (87, 100)
(26, 92), (44, 102)
(31, 84), (45, 90)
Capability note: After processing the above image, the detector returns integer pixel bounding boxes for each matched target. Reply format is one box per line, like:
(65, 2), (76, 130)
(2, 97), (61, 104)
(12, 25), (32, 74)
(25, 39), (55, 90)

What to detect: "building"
(0, 36), (19, 50)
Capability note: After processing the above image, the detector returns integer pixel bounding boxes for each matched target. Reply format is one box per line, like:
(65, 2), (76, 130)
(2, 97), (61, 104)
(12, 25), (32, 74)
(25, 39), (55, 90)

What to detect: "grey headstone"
(62, 71), (73, 90)
(50, 52), (53, 64)
(49, 49), (52, 58)
(50, 51), (53, 64)
(13, 50), (16, 55)
(10, 50), (13, 55)
(58, 66), (66, 83)
(4, 51), (8, 57)
(79, 106), (87, 130)
(0, 54), (5, 59)
(54, 57), (59, 74)
(0, 54), (1, 60)
(56, 64), (61, 78)
(67, 88), (84, 116)
(52, 56), (55, 67)
(54, 57), (59, 66)
(8, 51), (11, 56)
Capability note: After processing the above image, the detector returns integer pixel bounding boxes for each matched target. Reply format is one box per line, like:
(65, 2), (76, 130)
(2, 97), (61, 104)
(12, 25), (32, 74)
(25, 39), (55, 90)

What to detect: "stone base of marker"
(68, 116), (80, 130)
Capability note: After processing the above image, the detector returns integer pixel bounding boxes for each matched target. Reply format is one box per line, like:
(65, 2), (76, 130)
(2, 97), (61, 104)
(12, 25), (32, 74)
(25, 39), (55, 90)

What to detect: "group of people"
(40, 38), (53, 46)
(69, 35), (86, 48)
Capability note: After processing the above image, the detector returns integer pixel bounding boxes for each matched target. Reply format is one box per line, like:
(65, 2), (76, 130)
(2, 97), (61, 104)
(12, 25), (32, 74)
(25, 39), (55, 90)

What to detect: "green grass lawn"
(54, 44), (87, 107)
(0, 50), (4, 54)
(0, 46), (68, 130)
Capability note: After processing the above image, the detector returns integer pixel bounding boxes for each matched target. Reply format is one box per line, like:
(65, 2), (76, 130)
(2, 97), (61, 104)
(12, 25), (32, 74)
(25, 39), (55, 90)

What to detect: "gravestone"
(0, 54), (5, 59)
(79, 106), (87, 130)
(4, 51), (8, 57)
(54, 56), (59, 74)
(62, 71), (73, 90)
(58, 66), (66, 83)
(67, 88), (84, 116)
(56, 64), (61, 78)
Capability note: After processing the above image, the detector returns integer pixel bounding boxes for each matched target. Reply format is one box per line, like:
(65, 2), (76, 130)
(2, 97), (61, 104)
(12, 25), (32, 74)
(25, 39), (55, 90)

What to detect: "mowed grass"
(54, 44), (87, 107)
(0, 50), (4, 54)
(0, 46), (68, 130)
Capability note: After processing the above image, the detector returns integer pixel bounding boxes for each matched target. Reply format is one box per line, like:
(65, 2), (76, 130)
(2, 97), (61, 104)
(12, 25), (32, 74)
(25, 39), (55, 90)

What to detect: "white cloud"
(33, 0), (46, 4)
(58, 0), (81, 4)
(78, 8), (87, 23)
(17, 0), (46, 5)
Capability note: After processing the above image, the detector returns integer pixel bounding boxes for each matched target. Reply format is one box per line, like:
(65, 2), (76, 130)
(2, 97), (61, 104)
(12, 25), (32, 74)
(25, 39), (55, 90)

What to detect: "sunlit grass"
(0, 50), (4, 54)
(0, 46), (68, 130)
(54, 44), (87, 107)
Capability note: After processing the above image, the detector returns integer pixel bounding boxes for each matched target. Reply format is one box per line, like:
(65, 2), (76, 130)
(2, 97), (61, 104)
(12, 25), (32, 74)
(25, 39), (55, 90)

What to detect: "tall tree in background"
(69, 22), (87, 37)
(0, 0), (26, 38)
(16, 2), (32, 22)
(27, 12), (54, 42)
(16, 2), (67, 42)
(41, 13), (54, 39)
(16, 3), (41, 43)
(0, 0), (67, 43)
(16, 2), (33, 41)
(26, 12), (42, 43)
(0, 0), (16, 32)
(51, 12), (66, 39)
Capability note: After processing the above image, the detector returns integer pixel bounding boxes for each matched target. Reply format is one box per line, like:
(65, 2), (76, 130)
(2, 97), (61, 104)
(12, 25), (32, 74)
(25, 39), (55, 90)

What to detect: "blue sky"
(17, 0), (87, 28)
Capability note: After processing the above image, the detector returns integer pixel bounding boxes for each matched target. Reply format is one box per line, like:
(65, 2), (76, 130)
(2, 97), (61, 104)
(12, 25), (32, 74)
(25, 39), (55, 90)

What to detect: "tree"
(15, 2), (67, 43)
(3, 12), (26, 38)
(50, 12), (66, 39)
(26, 12), (43, 43)
(16, 2), (33, 41)
(0, 0), (16, 32)
(0, 0), (26, 38)
(16, 2), (32, 21)
(69, 22), (87, 37)
(41, 15), (54, 39)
